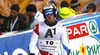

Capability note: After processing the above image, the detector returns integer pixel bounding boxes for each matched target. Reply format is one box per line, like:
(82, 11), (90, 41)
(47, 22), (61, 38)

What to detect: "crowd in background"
(0, 0), (97, 33)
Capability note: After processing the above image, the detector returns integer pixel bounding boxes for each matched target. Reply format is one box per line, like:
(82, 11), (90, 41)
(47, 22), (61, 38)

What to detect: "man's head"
(0, 14), (6, 25)
(26, 4), (37, 19)
(42, 2), (56, 23)
(60, 1), (69, 8)
(10, 4), (20, 19)
(71, 0), (80, 12)
(87, 3), (96, 12)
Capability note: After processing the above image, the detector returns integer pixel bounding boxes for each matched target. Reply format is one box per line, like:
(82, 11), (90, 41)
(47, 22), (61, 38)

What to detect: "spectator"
(70, 0), (81, 14)
(82, 3), (96, 13)
(0, 14), (6, 32)
(24, 12), (30, 28)
(26, 4), (45, 28)
(4, 4), (27, 32)
(58, 1), (76, 19)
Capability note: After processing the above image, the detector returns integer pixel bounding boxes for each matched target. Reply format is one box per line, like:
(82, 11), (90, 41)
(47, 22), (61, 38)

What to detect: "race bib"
(38, 39), (60, 51)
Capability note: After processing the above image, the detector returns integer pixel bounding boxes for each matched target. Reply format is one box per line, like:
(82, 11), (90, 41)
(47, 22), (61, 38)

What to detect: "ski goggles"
(87, 7), (92, 9)
(44, 9), (54, 16)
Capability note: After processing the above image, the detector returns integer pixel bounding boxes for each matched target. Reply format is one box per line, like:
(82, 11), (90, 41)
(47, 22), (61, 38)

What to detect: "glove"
(68, 49), (71, 55)
(30, 53), (35, 55)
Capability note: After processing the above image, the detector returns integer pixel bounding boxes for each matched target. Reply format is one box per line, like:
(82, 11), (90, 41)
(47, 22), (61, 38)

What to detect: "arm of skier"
(61, 26), (70, 55)
(29, 25), (39, 55)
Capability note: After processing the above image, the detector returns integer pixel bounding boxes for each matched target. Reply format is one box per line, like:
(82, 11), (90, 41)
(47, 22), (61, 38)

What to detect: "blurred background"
(0, 0), (100, 17)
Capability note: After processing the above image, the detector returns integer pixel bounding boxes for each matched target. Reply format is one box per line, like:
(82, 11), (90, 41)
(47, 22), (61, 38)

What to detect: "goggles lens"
(87, 7), (92, 9)
(44, 9), (54, 16)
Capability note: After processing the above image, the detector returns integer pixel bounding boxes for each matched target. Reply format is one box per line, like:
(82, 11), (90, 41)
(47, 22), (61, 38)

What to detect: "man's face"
(87, 6), (93, 12)
(45, 9), (54, 23)
(27, 11), (35, 19)
(0, 18), (4, 25)
(75, 6), (80, 12)
(11, 10), (19, 19)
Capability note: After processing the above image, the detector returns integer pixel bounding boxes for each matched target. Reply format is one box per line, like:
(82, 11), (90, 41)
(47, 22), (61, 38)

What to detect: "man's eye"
(13, 12), (16, 13)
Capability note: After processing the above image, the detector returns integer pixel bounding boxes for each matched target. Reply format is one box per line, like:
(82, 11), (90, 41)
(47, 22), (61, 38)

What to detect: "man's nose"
(11, 12), (14, 15)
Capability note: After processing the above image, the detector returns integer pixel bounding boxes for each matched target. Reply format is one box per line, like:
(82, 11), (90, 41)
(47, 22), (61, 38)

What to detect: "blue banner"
(0, 31), (32, 55)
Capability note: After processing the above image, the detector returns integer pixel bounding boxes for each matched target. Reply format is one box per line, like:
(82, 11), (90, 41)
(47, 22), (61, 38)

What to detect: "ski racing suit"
(29, 21), (70, 55)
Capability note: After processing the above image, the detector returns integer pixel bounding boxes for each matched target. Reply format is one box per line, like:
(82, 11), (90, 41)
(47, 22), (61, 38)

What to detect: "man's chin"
(12, 17), (17, 19)
(29, 17), (33, 19)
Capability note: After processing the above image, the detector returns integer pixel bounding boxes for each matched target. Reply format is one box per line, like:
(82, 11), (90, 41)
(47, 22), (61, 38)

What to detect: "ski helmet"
(42, 2), (57, 19)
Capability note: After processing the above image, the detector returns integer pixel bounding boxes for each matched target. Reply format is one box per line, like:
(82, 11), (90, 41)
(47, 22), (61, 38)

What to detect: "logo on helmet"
(44, 4), (53, 10)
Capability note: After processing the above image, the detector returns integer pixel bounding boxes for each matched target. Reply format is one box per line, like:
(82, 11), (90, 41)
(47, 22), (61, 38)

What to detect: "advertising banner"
(0, 30), (32, 55)
(61, 12), (100, 55)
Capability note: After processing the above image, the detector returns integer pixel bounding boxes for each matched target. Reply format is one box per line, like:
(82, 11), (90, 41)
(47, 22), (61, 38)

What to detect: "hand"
(68, 49), (71, 55)
(29, 53), (35, 55)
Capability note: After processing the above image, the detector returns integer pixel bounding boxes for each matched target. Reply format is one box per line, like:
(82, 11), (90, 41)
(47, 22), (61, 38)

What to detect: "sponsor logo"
(66, 22), (89, 40)
(70, 36), (100, 55)
(0, 48), (28, 55)
(67, 20), (100, 55)
(44, 4), (52, 8)
(89, 21), (97, 34)
(66, 20), (99, 40)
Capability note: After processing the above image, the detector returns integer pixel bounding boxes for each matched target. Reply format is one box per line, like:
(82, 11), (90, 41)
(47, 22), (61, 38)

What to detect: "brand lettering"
(70, 44), (100, 55)
(66, 22), (89, 40)
(0, 48), (28, 55)
(45, 4), (52, 7)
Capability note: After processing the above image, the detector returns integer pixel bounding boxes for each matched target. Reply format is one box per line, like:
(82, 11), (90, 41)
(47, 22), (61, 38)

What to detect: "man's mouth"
(48, 17), (51, 19)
